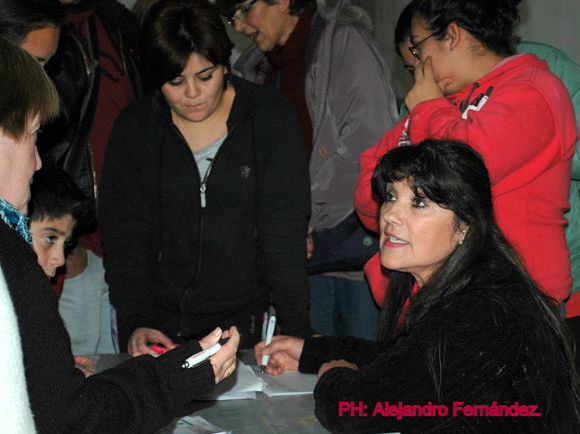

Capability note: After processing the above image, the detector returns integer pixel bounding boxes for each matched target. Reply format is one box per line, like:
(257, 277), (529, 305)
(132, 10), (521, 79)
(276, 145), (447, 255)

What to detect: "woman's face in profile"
(379, 178), (464, 286)
(20, 25), (60, 68)
(161, 53), (228, 125)
(410, 16), (458, 95)
(399, 40), (418, 77)
(0, 116), (42, 214)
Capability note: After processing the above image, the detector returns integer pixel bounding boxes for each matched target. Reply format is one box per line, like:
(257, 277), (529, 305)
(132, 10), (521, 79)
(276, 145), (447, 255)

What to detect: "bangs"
(0, 38), (58, 139)
(147, 14), (193, 85)
(27, 66), (59, 124)
(371, 143), (463, 209)
(143, 0), (233, 88)
(371, 140), (491, 229)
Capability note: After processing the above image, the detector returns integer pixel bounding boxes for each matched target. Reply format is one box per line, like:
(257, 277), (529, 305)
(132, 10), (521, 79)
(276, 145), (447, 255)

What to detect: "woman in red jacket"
(355, 0), (576, 305)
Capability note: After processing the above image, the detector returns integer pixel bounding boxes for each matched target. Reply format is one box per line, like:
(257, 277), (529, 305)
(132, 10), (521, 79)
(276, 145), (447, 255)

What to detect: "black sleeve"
(99, 107), (160, 348)
(253, 96), (313, 337)
(0, 221), (216, 434)
(298, 335), (382, 374)
(308, 294), (538, 434)
(72, 342), (215, 433)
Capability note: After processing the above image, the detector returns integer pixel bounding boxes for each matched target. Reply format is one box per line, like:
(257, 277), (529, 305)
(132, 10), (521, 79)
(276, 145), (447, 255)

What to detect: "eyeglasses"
(408, 33), (436, 60)
(226, 0), (259, 26)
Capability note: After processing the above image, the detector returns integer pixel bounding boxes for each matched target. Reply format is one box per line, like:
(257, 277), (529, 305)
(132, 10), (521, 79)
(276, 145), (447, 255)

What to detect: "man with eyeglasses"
(216, 0), (398, 340)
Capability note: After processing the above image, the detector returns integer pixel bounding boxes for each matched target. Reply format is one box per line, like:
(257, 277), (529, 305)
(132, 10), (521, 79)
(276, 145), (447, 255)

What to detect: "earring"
(458, 228), (467, 245)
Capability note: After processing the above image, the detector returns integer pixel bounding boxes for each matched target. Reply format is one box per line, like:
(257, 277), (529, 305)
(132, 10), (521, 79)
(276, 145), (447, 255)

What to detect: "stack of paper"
(197, 361), (265, 400)
(257, 370), (317, 397)
(195, 360), (318, 400)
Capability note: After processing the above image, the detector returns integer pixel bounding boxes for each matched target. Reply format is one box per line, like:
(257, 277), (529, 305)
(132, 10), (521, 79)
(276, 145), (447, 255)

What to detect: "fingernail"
(213, 327), (222, 336)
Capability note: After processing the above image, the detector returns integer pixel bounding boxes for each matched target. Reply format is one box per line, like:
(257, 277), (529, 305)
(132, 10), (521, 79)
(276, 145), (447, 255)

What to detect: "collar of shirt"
(266, 3), (316, 69)
(0, 197), (31, 244)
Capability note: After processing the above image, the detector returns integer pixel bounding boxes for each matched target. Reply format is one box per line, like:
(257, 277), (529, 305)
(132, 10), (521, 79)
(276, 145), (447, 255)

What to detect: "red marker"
(151, 345), (169, 355)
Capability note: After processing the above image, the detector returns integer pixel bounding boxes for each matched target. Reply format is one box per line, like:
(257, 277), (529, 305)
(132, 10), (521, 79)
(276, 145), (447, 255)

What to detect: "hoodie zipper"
(170, 122), (238, 340)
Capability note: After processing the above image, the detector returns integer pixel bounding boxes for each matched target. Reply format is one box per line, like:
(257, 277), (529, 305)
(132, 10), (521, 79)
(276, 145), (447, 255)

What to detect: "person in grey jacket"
(217, 0), (398, 339)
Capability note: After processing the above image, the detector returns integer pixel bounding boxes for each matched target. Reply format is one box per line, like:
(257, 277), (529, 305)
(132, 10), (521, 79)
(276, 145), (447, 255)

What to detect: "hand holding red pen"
(128, 327), (177, 356)
(74, 356), (96, 377)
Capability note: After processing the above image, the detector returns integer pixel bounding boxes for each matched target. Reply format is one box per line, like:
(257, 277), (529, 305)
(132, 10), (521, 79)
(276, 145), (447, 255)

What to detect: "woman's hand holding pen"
(74, 356), (97, 377)
(199, 326), (240, 384)
(254, 336), (304, 375)
(128, 327), (177, 356)
(405, 56), (452, 112)
(318, 359), (358, 378)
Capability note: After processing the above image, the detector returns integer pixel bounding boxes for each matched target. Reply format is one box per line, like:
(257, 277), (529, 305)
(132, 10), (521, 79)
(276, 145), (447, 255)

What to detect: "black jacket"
(40, 0), (145, 204)
(299, 274), (580, 433)
(100, 77), (312, 349)
(0, 219), (216, 434)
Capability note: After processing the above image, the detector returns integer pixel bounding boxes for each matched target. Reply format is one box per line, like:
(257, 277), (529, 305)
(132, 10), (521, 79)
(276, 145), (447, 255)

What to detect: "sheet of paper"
(258, 370), (318, 397)
(157, 415), (231, 434)
(196, 360), (264, 401)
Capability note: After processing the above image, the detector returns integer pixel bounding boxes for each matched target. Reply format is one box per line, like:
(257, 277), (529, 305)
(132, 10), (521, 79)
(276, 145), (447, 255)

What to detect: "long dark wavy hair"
(372, 139), (579, 419)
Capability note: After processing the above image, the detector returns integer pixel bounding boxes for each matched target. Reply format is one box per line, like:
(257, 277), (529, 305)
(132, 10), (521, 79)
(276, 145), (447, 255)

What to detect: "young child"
(28, 168), (118, 359)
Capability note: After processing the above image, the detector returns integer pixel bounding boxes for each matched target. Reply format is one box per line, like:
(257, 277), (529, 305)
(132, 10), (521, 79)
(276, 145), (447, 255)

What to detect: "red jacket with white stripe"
(355, 54), (576, 305)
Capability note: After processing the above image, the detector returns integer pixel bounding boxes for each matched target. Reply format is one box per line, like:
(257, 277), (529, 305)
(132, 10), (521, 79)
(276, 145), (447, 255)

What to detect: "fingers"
(411, 56), (432, 85)
(254, 335), (288, 365)
(263, 336), (302, 357)
(253, 340), (267, 365)
(74, 356), (97, 377)
(213, 326), (239, 363)
(128, 327), (176, 356)
(267, 350), (299, 374)
(198, 327), (222, 350)
(405, 56), (448, 112)
(254, 336), (302, 375)
(420, 56), (434, 79)
(129, 332), (150, 356)
(214, 354), (237, 383)
(211, 327), (240, 384)
(152, 334), (177, 353)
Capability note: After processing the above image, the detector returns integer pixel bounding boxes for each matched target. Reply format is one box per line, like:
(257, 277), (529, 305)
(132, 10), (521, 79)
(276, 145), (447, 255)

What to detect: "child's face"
(30, 215), (75, 278)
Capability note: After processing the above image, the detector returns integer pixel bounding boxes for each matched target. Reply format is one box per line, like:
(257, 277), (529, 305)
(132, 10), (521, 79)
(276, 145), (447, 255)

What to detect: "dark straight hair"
(394, 2), (415, 57)
(372, 140), (555, 339)
(410, 0), (522, 57)
(0, 37), (59, 140)
(373, 139), (494, 341)
(371, 139), (579, 422)
(0, 0), (65, 44)
(142, 0), (234, 89)
(29, 168), (90, 225)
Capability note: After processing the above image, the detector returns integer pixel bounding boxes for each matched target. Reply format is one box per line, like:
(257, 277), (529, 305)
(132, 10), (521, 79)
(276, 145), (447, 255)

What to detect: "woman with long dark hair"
(256, 139), (580, 433)
(355, 0), (576, 307)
